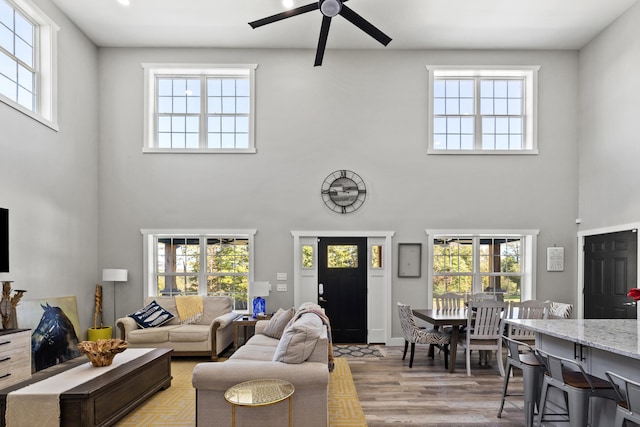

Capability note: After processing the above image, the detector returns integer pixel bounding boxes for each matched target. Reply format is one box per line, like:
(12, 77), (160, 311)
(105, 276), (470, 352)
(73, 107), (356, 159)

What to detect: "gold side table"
(224, 378), (295, 427)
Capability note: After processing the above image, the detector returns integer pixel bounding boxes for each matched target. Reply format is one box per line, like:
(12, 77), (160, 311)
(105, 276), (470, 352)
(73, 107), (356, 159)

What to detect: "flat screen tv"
(0, 208), (8, 272)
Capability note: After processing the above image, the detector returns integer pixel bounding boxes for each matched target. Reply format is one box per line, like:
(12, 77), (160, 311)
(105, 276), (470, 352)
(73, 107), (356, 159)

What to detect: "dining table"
(412, 308), (468, 373)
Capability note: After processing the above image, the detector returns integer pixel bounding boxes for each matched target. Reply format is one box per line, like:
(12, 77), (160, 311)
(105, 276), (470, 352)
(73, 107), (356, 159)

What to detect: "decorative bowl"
(77, 339), (128, 367)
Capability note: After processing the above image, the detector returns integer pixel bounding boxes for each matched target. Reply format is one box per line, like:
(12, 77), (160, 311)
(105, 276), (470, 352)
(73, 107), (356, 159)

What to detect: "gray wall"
(98, 47), (580, 338)
(579, 1), (640, 230)
(0, 1), (99, 335)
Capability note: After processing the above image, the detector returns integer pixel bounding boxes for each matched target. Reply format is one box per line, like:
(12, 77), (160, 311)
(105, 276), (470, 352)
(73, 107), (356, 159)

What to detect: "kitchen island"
(505, 318), (640, 425)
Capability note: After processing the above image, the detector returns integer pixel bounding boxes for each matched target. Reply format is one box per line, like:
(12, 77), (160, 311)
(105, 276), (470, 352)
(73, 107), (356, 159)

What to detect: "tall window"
(427, 231), (538, 304)
(427, 66), (539, 154)
(0, 0), (58, 129)
(143, 230), (256, 311)
(143, 64), (257, 153)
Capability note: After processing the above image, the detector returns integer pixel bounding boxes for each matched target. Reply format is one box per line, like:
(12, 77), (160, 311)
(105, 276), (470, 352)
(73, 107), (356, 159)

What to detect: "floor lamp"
(102, 268), (128, 329)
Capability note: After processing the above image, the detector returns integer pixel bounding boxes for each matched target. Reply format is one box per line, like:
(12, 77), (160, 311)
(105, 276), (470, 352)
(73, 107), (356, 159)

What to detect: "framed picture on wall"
(398, 243), (422, 278)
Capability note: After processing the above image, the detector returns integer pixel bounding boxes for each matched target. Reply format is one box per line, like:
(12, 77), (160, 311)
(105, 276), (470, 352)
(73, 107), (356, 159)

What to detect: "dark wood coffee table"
(0, 347), (172, 427)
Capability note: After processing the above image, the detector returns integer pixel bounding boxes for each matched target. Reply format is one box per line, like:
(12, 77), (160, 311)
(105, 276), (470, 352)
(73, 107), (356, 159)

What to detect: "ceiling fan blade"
(339, 5), (392, 46)
(314, 16), (332, 66)
(249, 2), (319, 29)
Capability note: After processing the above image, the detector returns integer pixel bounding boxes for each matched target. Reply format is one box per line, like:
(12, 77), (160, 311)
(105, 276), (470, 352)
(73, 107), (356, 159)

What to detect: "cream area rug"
(115, 357), (366, 426)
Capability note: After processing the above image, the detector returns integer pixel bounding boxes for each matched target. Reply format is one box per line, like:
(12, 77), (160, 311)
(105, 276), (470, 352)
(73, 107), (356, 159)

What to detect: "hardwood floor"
(348, 345), (527, 426)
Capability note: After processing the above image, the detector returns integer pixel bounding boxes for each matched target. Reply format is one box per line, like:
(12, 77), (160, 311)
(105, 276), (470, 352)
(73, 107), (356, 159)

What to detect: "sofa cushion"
(273, 313), (323, 364)
(127, 325), (180, 343)
(143, 297), (181, 325)
(197, 296), (233, 325)
(129, 300), (175, 328)
(263, 307), (295, 339)
(169, 324), (210, 342)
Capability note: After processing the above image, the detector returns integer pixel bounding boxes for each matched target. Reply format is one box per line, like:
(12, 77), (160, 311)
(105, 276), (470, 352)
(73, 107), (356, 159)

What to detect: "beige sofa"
(116, 296), (239, 361)
(192, 303), (330, 427)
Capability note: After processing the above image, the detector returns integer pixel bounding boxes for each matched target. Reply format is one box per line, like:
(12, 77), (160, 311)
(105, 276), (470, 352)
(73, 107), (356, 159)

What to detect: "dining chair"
(459, 300), (507, 376)
(505, 300), (550, 344)
(605, 370), (640, 427)
(397, 302), (450, 369)
(536, 349), (616, 427)
(435, 292), (465, 310)
(466, 292), (497, 303)
(546, 301), (574, 319)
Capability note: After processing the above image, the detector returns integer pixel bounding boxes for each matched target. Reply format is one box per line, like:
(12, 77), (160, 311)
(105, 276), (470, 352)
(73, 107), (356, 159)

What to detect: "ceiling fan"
(249, 0), (392, 66)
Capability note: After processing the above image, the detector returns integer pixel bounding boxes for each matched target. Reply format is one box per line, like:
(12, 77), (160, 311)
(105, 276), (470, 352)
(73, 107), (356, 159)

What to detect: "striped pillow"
(129, 300), (175, 328)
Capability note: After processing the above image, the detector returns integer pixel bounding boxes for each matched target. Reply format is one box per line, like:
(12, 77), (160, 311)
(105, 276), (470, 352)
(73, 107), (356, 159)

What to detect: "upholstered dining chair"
(397, 302), (451, 369)
(459, 300), (508, 376)
(435, 292), (465, 310)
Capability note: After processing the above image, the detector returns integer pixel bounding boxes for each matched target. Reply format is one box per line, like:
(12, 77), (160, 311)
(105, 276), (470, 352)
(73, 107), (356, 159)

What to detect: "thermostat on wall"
(546, 247), (564, 272)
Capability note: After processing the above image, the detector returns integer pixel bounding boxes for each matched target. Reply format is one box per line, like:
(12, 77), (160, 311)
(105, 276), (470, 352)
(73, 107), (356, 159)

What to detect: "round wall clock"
(321, 170), (367, 214)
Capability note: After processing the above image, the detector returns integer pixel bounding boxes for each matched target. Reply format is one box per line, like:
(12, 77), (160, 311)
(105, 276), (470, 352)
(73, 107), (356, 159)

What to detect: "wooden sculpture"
(0, 281), (26, 329)
(93, 283), (103, 329)
(78, 338), (128, 367)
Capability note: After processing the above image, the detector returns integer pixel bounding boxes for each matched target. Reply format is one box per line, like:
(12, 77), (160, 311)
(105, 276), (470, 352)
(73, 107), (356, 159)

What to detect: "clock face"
(321, 170), (367, 214)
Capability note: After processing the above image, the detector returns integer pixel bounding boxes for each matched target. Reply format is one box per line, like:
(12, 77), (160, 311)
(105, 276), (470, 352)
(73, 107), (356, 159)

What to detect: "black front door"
(584, 229), (638, 319)
(318, 237), (367, 343)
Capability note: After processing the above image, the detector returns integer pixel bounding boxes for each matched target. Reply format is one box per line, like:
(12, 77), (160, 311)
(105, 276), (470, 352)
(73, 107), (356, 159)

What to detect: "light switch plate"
(277, 273), (287, 281)
(277, 284), (287, 292)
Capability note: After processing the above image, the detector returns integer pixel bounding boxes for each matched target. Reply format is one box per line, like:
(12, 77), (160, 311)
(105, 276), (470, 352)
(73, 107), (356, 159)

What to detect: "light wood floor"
(348, 345), (527, 426)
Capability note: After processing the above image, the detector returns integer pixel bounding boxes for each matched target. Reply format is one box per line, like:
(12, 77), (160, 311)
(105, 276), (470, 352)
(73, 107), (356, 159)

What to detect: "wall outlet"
(277, 273), (287, 281)
(277, 283), (287, 292)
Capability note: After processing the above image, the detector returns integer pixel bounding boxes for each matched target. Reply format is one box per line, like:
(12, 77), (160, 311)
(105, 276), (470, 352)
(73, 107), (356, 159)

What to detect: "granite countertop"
(505, 319), (640, 360)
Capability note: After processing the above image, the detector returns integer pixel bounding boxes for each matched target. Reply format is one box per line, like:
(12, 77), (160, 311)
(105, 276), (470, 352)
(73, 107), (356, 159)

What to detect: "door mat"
(333, 344), (385, 358)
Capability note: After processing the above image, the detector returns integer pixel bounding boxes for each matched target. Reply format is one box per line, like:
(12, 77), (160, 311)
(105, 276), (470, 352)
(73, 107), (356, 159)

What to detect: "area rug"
(115, 357), (365, 426)
(333, 344), (385, 358)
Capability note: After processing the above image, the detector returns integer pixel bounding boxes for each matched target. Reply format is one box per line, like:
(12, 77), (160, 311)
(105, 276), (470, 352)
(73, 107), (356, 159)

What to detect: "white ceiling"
(50, 0), (638, 50)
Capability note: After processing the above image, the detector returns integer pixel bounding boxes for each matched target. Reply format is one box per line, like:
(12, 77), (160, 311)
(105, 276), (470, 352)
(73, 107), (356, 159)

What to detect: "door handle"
(623, 302), (636, 307)
(319, 296), (327, 303)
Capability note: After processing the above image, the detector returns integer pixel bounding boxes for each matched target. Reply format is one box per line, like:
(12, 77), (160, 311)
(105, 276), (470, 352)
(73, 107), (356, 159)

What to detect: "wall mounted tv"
(0, 208), (8, 272)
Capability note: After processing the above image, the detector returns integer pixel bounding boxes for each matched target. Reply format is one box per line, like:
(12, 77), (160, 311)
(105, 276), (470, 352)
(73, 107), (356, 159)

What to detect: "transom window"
(143, 64), (257, 153)
(427, 230), (539, 306)
(142, 230), (256, 311)
(0, 0), (58, 129)
(427, 66), (539, 154)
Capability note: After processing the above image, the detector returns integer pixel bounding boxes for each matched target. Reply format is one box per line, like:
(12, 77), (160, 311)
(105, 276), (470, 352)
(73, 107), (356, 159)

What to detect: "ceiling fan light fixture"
(320, 0), (341, 17)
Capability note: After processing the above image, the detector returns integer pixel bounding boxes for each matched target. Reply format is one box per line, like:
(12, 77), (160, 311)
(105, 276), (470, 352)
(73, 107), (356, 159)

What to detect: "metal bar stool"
(605, 370), (640, 427)
(536, 350), (617, 427)
(497, 336), (545, 427)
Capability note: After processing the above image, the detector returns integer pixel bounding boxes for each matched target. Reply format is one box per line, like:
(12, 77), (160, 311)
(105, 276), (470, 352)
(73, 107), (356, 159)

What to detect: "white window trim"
(142, 63), (257, 154)
(426, 65), (539, 155)
(425, 229), (539, 306)
(140, 229), (256, 306)
(0, 0), (58, 130)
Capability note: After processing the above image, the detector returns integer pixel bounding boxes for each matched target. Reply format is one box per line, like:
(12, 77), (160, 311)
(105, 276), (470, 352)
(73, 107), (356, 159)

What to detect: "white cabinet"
(0, 329), (31, 390)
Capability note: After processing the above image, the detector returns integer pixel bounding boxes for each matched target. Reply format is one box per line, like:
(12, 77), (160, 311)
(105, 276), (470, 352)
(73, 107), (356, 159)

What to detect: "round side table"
(224, 378), (295, 427)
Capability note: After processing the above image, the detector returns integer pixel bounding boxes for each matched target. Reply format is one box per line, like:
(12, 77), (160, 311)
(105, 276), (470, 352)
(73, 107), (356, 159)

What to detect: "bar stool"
(536, 350), (617, 427)
(605, 370), (640, 427)
(497, 336), (545, 427)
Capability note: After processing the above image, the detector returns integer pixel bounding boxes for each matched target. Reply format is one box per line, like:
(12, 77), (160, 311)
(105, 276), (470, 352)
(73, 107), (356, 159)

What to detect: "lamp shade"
(252, 281), (270, 298)
(102, 269), (128, 282)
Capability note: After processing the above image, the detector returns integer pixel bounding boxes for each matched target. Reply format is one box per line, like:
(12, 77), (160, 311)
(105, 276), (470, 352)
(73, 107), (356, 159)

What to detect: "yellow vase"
(87, 326), (113, 341)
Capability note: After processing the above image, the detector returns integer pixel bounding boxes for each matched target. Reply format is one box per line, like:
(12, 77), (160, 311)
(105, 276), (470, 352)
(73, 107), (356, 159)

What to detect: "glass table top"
(224, 379), (295, 407)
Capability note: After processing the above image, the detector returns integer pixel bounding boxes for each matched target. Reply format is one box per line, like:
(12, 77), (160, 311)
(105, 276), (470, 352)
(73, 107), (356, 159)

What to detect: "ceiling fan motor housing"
(320, 0), (342, 17)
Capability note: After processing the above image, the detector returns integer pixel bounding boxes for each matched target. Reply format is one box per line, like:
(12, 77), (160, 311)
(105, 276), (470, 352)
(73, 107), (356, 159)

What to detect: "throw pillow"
(262, 307), (295, 339)
(129, 300), (175, 328)
(273, 313), (323, 364)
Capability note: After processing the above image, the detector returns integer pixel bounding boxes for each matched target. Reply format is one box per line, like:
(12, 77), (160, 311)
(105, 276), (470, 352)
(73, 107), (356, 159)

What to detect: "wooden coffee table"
(0, 347), (172, 427)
